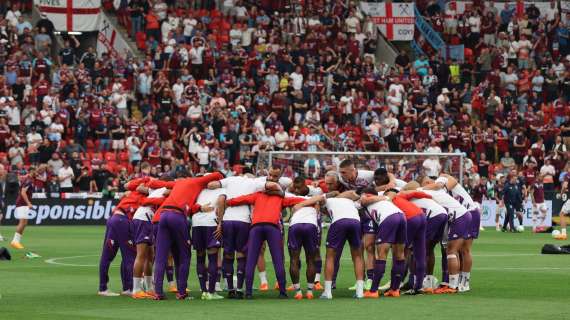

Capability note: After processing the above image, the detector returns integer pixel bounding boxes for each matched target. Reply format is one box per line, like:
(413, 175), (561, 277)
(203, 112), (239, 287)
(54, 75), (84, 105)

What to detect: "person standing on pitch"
(292, 187), (365, 300)
(151, 171), (224, 300)
(502, 173), (524, 232)
(225, 187), (304, 299)
(98, 176), (150, 297)
(10, 167), (36, 250)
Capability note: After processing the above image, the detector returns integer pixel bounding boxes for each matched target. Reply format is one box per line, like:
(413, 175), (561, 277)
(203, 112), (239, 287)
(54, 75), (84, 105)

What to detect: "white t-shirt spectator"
(196, 144), (210, 166)
(468, 15), (481, 33)
(290, 72), (303, 91)
(423, 158), (442, 177)
(345, 16), (360, 33)
(58, 166), (74, 188)
(186, 105), (203, 120)
(190, 46), (205, 64)
(183, 18), (197, 36)
(388, 83), (405, 100)
(274, 131), (289, 149)
(229, 28), (242, 46)
(6, 105), (20, 126)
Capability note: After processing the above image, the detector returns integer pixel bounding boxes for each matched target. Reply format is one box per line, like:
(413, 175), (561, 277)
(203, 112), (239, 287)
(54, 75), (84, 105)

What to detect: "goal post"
(257, 151), (466, 185)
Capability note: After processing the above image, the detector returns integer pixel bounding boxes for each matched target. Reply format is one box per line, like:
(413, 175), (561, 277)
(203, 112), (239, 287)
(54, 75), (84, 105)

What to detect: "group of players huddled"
(95, 159), (480, 300)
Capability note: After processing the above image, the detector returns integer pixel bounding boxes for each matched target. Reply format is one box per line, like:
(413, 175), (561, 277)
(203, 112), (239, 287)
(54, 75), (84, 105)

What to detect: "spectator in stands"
(58, 161), (74, 193)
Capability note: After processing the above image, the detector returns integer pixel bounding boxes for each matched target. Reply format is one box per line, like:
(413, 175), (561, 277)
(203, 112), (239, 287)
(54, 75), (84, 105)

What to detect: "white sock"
(168, 280), (176, 287)
(12, 232), (22, 243)
(324, 280), (333, 297)
(562, 229), (567, 235)
(259, 271), (268, 284)
(133, 277), (143, 293)
(449, 274), (459, 289)
(144, 276), (154, 291)
(307, 283), (314, 291)
(458, 273), (464, 286)
(355, 280), (364, 297)
(315, 273), (321, 282)
(461, 272), (470, 286)
(293, 283), (300, 290)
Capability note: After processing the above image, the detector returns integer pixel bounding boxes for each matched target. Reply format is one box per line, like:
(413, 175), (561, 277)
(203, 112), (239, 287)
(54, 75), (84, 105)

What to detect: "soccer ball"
(516, 225), (524, 232)
(552, 230), (561, 238)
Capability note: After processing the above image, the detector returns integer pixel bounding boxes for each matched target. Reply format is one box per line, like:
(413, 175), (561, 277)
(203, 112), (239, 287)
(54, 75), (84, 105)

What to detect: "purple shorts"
(133, 219), (154, 245)
(376, 213), (407, 244)
(288, 223), (319, 254)
(405, 214), (427, 248)
(326, 218), (362, 250)
(222, 220), (250, 253)
(448, 212), (472, 241)
(468, 209), (481, 239)
(192, 226), (221, 251)
(426, 214), (448, 242)
(360, 213), (378, 234)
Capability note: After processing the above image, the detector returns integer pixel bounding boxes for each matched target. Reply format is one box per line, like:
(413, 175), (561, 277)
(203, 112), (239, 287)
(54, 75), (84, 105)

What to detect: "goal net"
(256, 151), (466, 185)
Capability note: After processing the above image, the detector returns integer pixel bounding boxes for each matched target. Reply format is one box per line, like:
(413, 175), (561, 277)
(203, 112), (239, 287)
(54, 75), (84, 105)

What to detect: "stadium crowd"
(0, 0), (568, 203)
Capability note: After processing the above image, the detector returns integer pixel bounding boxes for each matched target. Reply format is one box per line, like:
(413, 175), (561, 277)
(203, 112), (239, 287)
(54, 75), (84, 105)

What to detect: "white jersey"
(395, 179), (407, 188)
(220, 176), (259, 223)
(193, 188), (225, 227)
(133, 187), (168, 221)
(324, 198), (360, 224)
(339, 169), (374, 190)
(253, 176), (293, 191)
(366, 199), (402, 225)
(419, 188), (467, 218)
(435, 176), (476, 211)
(307, 185), (323, 196)
(287, 194), (318, 227)
(410, 198), (447, 218)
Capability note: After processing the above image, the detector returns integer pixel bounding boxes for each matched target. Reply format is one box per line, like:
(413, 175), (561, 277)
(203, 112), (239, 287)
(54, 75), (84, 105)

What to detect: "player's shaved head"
(338, 160), (356, 182)
(267, 166), (282, 182)
(338, 159), (354, 169)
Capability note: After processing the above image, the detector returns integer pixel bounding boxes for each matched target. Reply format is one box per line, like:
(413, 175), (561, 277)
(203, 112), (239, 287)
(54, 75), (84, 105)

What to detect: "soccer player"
(131, 176), (172, 299)
(337, 159), (375, 290)
(388, 189), (431, 295)
(293, 186), (365, 300)
(225, 188), (304, 299)
(209, 166), (290, 298)
(192, 187), (224, 300)
(557, 199), (570, 240)
(358, 190), (407, 298)
(152, 172), (224, 300)
(529, 176), (547, 232)
(98, 176), (149, 297)
(286, 177), (322, 299)
(402, 181), (448, 293)
(10, 167), (36, 250)
(441, 174), (480, 292)
(417, 175), (472, 294)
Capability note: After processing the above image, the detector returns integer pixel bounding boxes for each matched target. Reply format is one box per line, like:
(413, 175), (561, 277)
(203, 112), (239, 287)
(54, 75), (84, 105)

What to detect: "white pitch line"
(477, 267), (570, 271)
(45, 255), (102, 267)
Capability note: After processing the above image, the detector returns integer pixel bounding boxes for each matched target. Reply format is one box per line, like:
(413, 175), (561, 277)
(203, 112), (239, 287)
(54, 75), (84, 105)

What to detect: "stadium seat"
(105, 153), (116, 162)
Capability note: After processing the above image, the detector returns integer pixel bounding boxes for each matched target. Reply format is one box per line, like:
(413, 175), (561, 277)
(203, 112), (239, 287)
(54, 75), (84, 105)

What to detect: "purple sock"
(441, 246), (449, 284)
(366, 269), (374, 281)
(390, 260), (406, 291)
(223, 257), (235, 291)
(370, 260), (386, 293)
(208, 253), (218, 293)
(315, 259), (322, 278)
(166, 265), (174, 283)
(236, 257), (246, 290)
(196, 254), (207, 292)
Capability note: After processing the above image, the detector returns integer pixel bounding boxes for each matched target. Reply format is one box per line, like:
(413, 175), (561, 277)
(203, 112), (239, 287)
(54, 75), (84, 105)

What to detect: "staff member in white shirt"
(58, 161), (74, 193)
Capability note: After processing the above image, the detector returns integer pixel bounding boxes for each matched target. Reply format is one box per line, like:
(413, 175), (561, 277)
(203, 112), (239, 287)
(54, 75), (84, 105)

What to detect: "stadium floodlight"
(258, 151), (466, 185)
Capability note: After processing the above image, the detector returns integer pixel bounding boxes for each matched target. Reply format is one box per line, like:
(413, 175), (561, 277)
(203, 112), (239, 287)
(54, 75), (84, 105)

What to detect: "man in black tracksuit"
(502, 174), (524, 232)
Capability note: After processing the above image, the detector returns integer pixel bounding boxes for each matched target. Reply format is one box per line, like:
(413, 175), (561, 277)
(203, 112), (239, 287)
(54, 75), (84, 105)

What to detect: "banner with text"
(415, 5), (445, 51)
(360, 2), (415, 41)
(35, 0), (101, 32)
(4, 198), (118, 225)
(96, 12), (134, 60)
(480, 200), (553, 227)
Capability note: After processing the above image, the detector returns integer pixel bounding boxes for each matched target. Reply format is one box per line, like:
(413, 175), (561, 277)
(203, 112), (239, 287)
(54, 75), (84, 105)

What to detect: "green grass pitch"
(0, 226), (569, 320)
